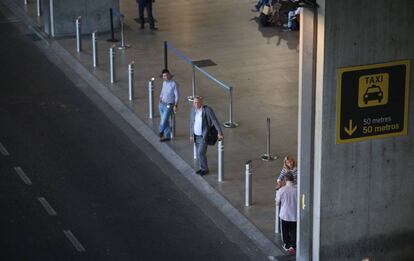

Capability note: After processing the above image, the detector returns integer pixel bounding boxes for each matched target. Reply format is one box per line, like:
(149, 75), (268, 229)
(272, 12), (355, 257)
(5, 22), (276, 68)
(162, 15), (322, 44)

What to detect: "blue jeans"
(255, 0), (267, 10)
(287, 10), (295, 28)
(159, 103), (173, 138)
(195, 135), (208, 171)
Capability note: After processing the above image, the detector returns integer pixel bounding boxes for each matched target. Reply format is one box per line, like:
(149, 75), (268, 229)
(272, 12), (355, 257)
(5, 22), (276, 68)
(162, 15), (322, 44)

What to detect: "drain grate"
(192, 59), (217, 68)
(27, 33), (41, 41)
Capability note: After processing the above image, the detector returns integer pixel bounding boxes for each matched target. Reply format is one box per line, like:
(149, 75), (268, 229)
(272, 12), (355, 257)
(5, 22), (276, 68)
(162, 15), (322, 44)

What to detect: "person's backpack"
(259, 4), (271, 27)
(259, 12), (270, 27)
(204, 106), (219, 146)
(205, 125), (218, 146)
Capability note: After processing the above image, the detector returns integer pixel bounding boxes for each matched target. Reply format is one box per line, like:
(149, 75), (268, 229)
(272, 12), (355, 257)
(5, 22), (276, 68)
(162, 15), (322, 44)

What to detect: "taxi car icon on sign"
(363, 85), (383, 104)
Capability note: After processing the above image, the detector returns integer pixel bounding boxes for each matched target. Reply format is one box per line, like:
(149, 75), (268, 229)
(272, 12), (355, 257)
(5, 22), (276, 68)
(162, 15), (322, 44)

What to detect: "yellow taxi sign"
(358, 73), (389, 108)
(337, 60), (410, 144)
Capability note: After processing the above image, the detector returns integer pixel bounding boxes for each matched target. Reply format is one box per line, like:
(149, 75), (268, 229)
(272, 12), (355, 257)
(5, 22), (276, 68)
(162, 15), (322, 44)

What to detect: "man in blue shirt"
(159, 69), (179, 142)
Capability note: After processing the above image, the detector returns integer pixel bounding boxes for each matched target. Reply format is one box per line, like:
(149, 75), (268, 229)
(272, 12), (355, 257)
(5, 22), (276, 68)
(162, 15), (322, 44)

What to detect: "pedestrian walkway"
(15, 0), (299, 257)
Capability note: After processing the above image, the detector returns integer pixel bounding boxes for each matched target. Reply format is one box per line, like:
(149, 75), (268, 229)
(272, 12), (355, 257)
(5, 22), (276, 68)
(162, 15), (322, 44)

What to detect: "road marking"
(63, 230), (86, 252)
(0, 142), (10, 156)
(14, 167), (32, 185)
(0, 17), (21, 24)
(37, 197), (57, 216)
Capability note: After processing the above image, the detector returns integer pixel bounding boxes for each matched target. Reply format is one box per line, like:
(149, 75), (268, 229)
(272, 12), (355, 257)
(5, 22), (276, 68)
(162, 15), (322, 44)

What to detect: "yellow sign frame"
(337, 60), (410, 144)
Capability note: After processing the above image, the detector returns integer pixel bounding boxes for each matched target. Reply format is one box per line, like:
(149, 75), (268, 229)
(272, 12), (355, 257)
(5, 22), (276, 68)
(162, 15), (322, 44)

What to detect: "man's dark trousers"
(138, 0), (155, 29)
(281, 219), (296, 248)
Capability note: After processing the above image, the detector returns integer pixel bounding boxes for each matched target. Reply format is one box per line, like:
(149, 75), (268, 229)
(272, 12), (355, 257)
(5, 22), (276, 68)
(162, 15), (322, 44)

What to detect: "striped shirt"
(277, 167), (297, 184)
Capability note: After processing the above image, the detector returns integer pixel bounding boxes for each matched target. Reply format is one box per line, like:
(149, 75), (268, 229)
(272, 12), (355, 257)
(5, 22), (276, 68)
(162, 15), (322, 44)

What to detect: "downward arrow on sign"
(344, 119), (357, 136)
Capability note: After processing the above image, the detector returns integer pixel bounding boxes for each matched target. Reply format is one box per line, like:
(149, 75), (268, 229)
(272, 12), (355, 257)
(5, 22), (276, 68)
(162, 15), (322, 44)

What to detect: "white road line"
(0, 17), (21, 24)
(0, 142), (10, 156)
(63, 230), (86, 252)
(14, 167), (32, 185)
(37, 197), (57, 216)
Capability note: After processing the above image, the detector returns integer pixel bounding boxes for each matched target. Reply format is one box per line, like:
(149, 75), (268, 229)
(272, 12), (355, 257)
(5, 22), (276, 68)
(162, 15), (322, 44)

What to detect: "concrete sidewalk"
(10, 0), (299, 258)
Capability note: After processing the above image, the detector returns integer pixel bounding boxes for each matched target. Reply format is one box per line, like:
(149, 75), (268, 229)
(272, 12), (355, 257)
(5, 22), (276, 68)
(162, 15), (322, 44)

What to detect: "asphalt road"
(0, 6), (253, 261)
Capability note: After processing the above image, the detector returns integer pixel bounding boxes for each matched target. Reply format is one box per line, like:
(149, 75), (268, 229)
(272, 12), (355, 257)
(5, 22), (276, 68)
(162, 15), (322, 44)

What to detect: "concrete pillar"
(297, 6), (317, 261)
(43, 0), (120, 37)
(311, 0), (414, 260)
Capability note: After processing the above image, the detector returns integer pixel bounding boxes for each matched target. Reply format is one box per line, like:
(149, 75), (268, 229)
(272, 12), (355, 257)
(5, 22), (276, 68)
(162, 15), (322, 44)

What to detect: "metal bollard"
(75, 16), (82, 52)
(170, 111), (176, 139)
(193, 142), (197, 160)
(118, 15), (130, 50)
(109, 45), (116, 83)
(36, 0), (41, 16)
(148, 78), (155, 118)
(245, 160), (252, 207)
(218, 140), (224, 182)
(187, 64), (196, 101)
(223, 87), (239, 128)
(128, 62), (134, 101)
(260, 117), (277, 161)
(275, 202), (280, 233)
(92, 31), (98, 67)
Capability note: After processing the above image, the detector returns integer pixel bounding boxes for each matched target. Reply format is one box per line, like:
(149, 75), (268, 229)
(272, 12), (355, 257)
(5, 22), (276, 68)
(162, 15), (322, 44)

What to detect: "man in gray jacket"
(189, 97), (224, 176)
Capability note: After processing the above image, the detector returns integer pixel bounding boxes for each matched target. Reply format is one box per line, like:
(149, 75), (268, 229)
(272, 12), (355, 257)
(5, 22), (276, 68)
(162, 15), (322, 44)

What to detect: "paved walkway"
(15, 0), (299, 257)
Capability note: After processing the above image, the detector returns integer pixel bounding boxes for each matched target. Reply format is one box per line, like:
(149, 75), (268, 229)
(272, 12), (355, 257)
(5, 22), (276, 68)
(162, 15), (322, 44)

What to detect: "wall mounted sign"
(337, 60), (410, 143)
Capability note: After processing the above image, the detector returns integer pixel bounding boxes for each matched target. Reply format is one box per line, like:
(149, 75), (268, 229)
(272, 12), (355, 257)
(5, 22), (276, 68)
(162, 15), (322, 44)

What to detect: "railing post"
(261, 117), (277, 161)
(118, 14), (130, 50)
(36, 0), (41, 16)
(107, 8), (118, 42)
(218, 140), (224, 182)
(128, 62), (134, 101)
(109, 45), (116, 83)
(170, 111), (176, 139)
(275, 201), (280, 233)
(75, 16), (82, 52)
(223, 87), (239, 128)
(148, 77), (155, 119)
(92, 31), (98, 67)
(193, 142), (197, 160)
(245, 160), (252, 207)
(164, 41), (168, 70)
(187, 64), (196, 101)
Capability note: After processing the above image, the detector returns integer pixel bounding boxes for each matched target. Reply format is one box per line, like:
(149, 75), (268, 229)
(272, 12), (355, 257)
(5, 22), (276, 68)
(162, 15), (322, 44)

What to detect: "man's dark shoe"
(150, 27), (158, 31)
(200, 170), (209, 176)
(159, 132), (164, 138)
(160, 138), (171, 142)
(140, 24), (145, 29)
(196, 169), (203, 174)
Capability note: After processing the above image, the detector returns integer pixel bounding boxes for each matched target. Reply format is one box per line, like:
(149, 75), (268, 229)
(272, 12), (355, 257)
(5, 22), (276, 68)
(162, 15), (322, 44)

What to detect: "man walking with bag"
(189, 97), (223, 176)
